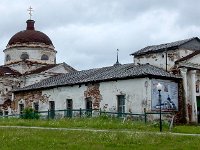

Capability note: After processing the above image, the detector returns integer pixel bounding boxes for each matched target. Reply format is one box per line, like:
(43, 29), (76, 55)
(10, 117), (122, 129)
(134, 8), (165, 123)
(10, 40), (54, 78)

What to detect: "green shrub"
(21, 108), (40, 119)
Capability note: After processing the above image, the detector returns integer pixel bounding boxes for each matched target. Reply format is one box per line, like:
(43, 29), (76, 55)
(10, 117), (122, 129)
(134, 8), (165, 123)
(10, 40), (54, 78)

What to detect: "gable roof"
(24, 64), (58, 75)
(14, 63), (181, 92)
(0, 66), (21, 76)
(175, 51), (200, 63)
(24, 62), (77, 75)
(131, 37), (200, 56)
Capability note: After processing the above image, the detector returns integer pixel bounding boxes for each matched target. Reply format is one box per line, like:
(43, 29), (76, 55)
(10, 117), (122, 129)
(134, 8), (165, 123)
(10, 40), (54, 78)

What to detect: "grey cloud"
(0, 0), (200, 70)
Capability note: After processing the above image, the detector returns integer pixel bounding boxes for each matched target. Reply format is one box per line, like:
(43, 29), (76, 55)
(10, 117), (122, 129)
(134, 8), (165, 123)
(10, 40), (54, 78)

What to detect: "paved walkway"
(0, 125), (200, 137)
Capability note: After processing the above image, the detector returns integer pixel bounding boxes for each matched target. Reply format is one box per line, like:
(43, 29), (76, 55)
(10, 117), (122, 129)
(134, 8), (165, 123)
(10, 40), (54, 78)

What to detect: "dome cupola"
(4, 19), (57, 65)
(7, 20), (54, 47)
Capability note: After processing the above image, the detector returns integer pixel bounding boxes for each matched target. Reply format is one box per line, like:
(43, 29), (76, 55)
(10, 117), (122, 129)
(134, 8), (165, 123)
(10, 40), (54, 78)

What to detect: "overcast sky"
(1, 0), (200, 70)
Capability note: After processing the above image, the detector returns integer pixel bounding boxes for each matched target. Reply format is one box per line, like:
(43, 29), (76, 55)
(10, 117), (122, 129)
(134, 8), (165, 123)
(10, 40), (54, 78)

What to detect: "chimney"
(26, 20), (35, 30)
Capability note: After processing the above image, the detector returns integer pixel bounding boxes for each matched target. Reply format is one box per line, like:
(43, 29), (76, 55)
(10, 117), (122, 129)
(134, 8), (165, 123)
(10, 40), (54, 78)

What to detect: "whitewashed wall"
(4, 46), (56, 65)
(39, 78), (152, 114)
(134, 49), (193, 71)
(22, 65), (70, 87)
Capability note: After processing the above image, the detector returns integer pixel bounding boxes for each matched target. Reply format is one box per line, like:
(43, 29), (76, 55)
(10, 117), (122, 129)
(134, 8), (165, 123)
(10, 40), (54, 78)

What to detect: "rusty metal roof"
(8, 20), (53, 46)
(0, 66), (21, 76)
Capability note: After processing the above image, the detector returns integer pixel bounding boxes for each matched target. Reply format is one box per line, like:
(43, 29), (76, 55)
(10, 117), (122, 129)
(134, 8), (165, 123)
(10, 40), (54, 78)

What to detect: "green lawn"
(0, 117), (200, 149)
(0, 117), (166, 132)
(0, 128), (200, 150)
(0, 117), (200, 134)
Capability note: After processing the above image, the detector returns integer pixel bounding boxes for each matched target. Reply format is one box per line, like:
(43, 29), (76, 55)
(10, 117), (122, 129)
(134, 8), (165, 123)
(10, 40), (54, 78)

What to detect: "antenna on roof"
(27, 6), (33, 20)
(114, 49), (121, 66)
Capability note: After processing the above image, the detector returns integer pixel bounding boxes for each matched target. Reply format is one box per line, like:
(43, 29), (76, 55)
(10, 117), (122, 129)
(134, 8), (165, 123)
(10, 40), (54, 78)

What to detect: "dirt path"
(0, 125), (200, 137)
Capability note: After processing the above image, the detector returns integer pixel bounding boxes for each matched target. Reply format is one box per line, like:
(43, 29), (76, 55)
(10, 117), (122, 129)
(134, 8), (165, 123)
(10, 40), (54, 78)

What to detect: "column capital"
(180, 67), (187, 73)
(190, 70), (196, 75)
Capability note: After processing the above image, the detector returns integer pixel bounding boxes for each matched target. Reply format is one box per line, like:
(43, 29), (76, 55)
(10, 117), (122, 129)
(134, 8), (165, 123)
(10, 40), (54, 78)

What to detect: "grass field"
(0, 117), (200, 133)
(0, 117), (200, 149)
(0, 128), (200, 150)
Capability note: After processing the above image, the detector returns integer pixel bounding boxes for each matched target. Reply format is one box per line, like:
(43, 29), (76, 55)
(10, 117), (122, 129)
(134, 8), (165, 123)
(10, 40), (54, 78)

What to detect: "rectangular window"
(49, 101), (55, 119)
(4, 111), (8, 116)
(85, 97), (92, 117)
(33, 102), (39, 112)
(117, 95), (125, 117)
(66, 99), (73, 117)
(19, 103), (24, 114)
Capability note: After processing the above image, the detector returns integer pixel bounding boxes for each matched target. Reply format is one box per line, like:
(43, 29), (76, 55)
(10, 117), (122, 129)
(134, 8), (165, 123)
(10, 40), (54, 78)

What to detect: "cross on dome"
(27, 6), (33, 20)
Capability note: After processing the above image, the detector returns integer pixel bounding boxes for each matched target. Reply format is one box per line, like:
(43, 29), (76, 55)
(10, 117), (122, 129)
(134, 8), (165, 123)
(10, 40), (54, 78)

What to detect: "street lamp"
(157, 83), (162, 132)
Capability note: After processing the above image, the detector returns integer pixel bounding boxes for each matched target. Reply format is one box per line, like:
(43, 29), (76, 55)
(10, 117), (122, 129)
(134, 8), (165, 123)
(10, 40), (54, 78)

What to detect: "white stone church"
(1, 18), (200, 123)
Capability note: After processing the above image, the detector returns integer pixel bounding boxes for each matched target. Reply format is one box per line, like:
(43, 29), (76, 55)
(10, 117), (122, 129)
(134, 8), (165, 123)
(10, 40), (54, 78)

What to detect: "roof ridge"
(13, 63), (181, 92)
(131, 37), (199, 56)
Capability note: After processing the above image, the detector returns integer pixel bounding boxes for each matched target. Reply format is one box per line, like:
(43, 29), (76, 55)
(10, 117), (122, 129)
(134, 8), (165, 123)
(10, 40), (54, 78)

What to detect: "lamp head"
(157, 83), (162, 91)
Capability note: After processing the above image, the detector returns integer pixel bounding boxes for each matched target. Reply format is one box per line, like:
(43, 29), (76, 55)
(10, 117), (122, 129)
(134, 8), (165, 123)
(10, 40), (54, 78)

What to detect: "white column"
(190, 70), (198, 122)
(180, 68), (188, 122)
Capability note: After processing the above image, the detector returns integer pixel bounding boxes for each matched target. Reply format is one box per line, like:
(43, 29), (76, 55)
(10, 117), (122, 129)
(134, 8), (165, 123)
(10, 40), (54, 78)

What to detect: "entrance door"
(49, 101), (55, 119)
(197, 97), (200, 123)
(117, 95), (125, 117)
(66, 99), (73, 117)
(85, 98), (92, 117)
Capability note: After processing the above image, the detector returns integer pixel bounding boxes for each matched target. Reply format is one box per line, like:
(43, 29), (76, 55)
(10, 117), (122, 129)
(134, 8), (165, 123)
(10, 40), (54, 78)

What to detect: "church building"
(2, 13), (200, 124)
(9, 18), (182, 123)
(0, 19), (76, 115)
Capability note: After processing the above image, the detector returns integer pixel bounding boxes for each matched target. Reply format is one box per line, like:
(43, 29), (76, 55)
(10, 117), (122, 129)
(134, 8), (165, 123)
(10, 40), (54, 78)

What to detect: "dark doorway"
(49, 101), (55, 119)
(19, 103), (24, 115)
(66, 99), (73, 117)
(117, 95), (125, 117)
(33, 102), (39, 112)
(85, 98), (92, 117)
(197, 96), (200, 123)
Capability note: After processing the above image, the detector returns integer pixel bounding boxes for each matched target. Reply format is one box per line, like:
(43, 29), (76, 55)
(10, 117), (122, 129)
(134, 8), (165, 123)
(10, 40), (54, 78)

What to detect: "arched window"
(6, 55), (11, 61)
(20, 53), (29, 60)
(41, 54), (49, 60)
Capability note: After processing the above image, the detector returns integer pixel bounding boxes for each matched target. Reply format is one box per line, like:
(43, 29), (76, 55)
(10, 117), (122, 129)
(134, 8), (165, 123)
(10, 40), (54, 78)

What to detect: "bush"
(21, 108), (40, 119)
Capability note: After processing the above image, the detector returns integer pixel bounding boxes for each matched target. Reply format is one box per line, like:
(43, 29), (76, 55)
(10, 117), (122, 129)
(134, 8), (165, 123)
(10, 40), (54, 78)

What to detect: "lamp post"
(157, 83), (162, 132)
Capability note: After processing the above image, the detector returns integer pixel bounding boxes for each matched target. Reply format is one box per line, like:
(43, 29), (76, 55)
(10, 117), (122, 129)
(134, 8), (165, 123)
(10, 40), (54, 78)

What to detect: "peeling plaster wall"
(13, 90), (49, 114)
(22, 74), (54, 87)
(7, 62), (46, 74)
(99, 78), (151, 113)
(134, 49), (193, 71)
(185, 54), (200, 64)
(0, 76), (20, 112)
(13, 78), (152, 115)
(22, 65), (70, 87)
(41, 85), (88, 111)
(4, 47), (56, 65)
(13, 78), (181, 121)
